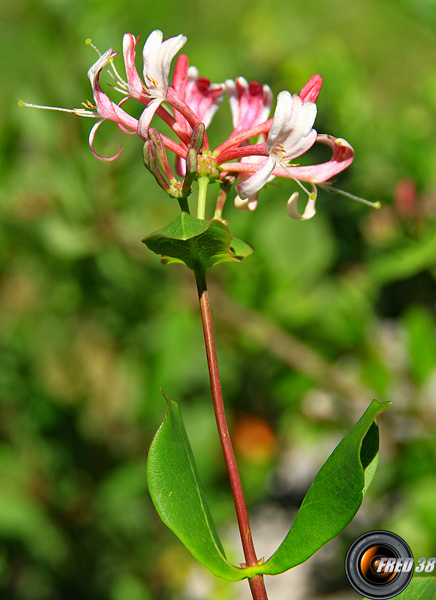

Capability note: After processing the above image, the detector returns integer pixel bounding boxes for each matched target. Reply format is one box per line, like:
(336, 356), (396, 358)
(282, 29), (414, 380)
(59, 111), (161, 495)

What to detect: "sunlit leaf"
(142, 213), (252, 270)
(147, 393), (247, 581)
(260, 400), (390, 575)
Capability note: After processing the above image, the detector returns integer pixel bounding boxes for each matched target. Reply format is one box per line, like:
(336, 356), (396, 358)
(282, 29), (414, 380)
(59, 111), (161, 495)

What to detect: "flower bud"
(143, 141), (171, 192)
(148, 128), (176, 182)
(190, 122), (205, 153)
(182, 148), (198, 194)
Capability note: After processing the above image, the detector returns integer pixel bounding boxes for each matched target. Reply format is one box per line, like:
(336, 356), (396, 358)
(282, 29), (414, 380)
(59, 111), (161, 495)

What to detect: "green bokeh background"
(2, 0), (436, 598)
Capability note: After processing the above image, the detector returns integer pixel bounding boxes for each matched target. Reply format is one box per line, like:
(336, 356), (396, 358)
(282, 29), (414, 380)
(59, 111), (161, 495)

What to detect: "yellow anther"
(146, 74), (159, 87)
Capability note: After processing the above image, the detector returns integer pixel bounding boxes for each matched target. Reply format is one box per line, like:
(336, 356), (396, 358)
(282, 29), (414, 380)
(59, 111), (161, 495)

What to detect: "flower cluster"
(21, 29), (365, 220)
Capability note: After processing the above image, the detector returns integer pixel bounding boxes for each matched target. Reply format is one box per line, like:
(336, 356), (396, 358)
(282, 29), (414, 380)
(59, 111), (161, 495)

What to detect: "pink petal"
(184, 67), (224, 127)
(172, 54), (189, 98)
(89, 120), (123, 161)
(300, 74), (323, 104)
(226, 77), (273, 134)
(88, 49), (139, 132)
(94, 85), (139, 131)
(284, 134), (354, 183)
(123, 33), (145, 101)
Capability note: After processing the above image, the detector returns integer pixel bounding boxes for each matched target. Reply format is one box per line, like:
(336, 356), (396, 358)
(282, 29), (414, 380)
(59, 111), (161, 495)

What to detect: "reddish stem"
(195, 269), (269, 600)
(213, 119), (273, 155)
(215, 142), (268, 165)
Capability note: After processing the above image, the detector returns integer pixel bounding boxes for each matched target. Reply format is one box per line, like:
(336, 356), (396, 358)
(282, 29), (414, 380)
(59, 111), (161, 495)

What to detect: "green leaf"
(230, 236), (254, 260)
(260, 400), (390, 575)
(142, 213), (252, 271)
(147, 393), (246, 581)
(364, 578), (436, 600)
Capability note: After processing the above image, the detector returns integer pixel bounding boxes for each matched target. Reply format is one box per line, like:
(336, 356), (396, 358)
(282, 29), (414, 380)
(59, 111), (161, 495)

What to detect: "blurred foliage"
(2, 0), (436, 599)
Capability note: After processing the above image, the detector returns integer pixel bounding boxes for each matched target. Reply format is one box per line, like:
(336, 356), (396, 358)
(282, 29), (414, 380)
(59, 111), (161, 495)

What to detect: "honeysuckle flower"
(87, 49), (141, 160)
(183, 64), (225, 129)
(224, 78), (273, 210)
(20, 31), (191, 161)
(171, 54), (225, 175)
(226, 77), (273, 135)
(236, 90), (317, 199)
(138, 30), (187, 136)
(216, 74), (360, 220)
(233, 153), (271, 212)
(21, 29), (368, 218)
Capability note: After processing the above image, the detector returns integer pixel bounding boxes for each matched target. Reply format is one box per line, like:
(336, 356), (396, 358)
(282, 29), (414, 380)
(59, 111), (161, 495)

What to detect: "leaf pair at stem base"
(147, 394), (390, 581)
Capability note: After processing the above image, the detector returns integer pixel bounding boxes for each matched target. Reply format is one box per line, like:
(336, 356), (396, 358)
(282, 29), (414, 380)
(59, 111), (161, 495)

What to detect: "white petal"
(142, 30), (186, 97)
(225, 79), (239, 128)
(142, 30), (163, 71)
(266, 91), (293, 152)
(87, 48), (113, 89)
(159, 34), (187, 91)
(286, 191), (317, 220)
(281, 98), (317, 157)
(267, 91), (318, 161)
(187, 65), (199, 81)
(142, 31), (165, 94)
(284, 127), (318, 161)
(138, 98), (162, 138)
(234, 194), (258, 211)
(236, 156), (276, 199)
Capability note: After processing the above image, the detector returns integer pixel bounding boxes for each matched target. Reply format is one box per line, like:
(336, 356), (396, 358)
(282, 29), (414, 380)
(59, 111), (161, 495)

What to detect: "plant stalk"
(195, 268), (268, 600)
(197, 176), (209, 219)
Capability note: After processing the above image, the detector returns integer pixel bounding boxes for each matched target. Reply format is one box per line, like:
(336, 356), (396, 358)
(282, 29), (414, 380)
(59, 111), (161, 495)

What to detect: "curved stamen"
(18, 100), (97, 118)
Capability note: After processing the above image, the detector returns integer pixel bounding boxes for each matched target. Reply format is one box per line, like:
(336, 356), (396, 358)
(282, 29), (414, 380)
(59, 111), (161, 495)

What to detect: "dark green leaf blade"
(260, 400), (390, 575)
(364, 578), (436, 600)
(147, 393), (246, 581)
(142, 213), (251, 270)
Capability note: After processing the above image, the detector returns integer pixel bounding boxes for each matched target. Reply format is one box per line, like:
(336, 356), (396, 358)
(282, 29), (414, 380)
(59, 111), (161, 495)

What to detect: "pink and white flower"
(215, 73), (356, 219)
(224, 77), (273, 211)
(87, 49), (140, 160)
(138, 30), (187, 136)
(226, 77), (273, 134)
(21, 29), (364, 217)
(235, 90), (318, 199)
